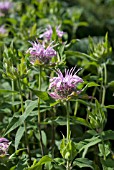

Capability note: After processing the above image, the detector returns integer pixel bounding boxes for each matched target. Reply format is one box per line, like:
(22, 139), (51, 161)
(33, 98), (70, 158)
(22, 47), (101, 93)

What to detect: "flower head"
(0, 137), (10, 157)
(26, 40), (57, 64)
(56, 25), (64, 38)
(39, 25), (53, 41)
(49, 67), (83, 100)
(0, 1), (12, 13)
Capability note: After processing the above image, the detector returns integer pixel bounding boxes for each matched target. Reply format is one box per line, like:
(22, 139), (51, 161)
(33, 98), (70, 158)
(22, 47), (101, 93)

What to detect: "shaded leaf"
(74, 158), (94, 169)
(15, 126), (25, 150)
(101, 158), (114, 168)
(102, 130), (114, 140)
(4, 100), (37, 135)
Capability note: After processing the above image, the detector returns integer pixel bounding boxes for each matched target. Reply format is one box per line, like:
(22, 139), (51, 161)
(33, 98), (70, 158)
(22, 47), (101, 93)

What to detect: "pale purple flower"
(56, 25), (64, 38)
(39, 25), (53, 41)
(49, 67), (83, 100)
(26, 41), (57, 64)
(0, 137), (10, 156)
(0, 1), (12, 13)
(44, 42), (57, 57)
(0, 25), (7, 35)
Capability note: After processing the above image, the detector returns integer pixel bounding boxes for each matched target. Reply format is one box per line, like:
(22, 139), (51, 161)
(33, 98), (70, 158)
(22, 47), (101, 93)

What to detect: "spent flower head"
(0, 1), (12, 13)
(39, 25), (53, 41)
(49, 67), (83, 100)
(26, 40), (57, 65)
(0, 137), (10, 157)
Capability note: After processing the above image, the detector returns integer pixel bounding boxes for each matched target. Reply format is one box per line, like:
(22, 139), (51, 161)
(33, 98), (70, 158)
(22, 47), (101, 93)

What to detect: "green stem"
(99, 132), (106, 160)
(18, 78), (31, 164)
(74, 100), (78, 116)
(66, 102), (70, 142)
(11, 79), (15, 114)
(51, 107), (56, 158)
(101, 64), (107, 160)
(38, 66), (44, 156)
(65, 102), (70, 170)
(98, 66), (103, 103)
(102, 63), (107, 105)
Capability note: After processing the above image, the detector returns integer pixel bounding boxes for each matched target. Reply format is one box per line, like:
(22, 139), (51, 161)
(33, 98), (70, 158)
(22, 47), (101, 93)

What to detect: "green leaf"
(54, 116), (67, 125)
(34, 90), (49, 101)
(30, 23), (37, 37)
(8, 101), (21, 106)
(26, 164), (42, 170)
(26, 156), (52, 170)
(98, 142), (110, 157)
(74, 158), (94, 169)
(6, 18), (17, 25)
(0, 89), (18, 94)
(38, 155), (53, 165)
(32, 89), (59, 106)
(87, 82), (100, 87)
(15, 126), (25, 150)
(65, 51), (97, 61)
(9, 149), (26, 160)
(36, 130), (47, 147)
(101, 158), (114, 168)
(77, 136), (101, 157)
(105, 105), (114, 109)
(108, 81), (114, 87)
(102, 130), (114, 140)
(4, 100), (37, 136)
(71, 116), (92, 129)
(0, 164), (8, 170)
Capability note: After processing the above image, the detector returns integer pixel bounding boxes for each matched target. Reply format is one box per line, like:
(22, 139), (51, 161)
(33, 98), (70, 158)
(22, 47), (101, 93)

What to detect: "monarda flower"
(0, 1), (12, 13)
(49, 67), (83, 100)
(39, 25), (53, 41)
(56, 25), (65, 38)
(0, 25), (7, 35)
(0, 137), (10, 157)
(26, 41), (57, 65)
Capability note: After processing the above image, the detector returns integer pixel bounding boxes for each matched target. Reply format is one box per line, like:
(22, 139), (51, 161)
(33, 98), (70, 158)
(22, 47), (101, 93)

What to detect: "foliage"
(0, 0), (114, 170)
